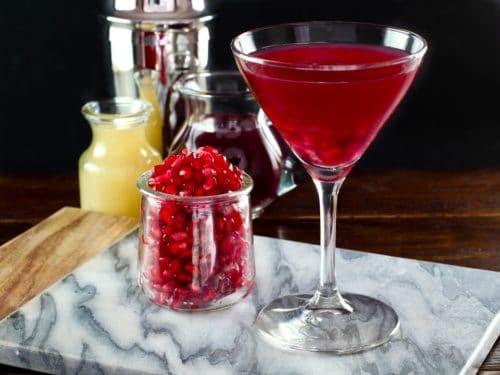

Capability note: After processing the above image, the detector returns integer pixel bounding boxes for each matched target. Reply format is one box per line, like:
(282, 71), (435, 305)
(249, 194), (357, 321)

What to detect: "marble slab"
(0, 233), (499, 374)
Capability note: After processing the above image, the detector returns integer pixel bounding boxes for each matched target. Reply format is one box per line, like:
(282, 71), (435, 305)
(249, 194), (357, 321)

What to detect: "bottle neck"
(90, 123), (149, 151)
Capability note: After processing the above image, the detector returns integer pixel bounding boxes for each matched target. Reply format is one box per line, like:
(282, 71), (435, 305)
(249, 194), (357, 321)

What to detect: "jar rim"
(137, 170), (254, 203)
(175, 71), (255, 99)
(81, 97), (152, 128)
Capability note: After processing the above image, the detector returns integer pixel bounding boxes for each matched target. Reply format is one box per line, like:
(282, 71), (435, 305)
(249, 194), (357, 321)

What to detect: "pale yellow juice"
(137, 77), (163, 154)
(79, 125), (162, 217)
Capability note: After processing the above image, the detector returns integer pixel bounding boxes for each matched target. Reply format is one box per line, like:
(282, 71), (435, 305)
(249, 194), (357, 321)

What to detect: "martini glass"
(231, 21), (427, 353)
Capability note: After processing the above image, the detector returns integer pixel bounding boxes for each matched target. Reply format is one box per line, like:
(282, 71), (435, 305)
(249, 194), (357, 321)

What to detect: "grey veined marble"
(0, 233), (499, 374)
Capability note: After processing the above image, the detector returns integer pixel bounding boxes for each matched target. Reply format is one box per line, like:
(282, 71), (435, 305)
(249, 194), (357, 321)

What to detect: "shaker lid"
(110, 0), (211, 21)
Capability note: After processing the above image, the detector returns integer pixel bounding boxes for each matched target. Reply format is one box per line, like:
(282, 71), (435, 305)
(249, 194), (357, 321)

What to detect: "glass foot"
(255, 293), (399, 353)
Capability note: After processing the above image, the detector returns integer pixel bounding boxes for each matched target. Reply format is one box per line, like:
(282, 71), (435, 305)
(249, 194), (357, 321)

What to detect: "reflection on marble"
(0, 233), (499, 374)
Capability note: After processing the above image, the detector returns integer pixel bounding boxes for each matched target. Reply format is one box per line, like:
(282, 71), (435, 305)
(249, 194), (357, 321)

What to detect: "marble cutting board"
(0, 232), (499, 375)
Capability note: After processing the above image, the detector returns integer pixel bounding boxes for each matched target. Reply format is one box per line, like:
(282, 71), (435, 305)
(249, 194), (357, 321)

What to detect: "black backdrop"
(1, 0), (499, 173)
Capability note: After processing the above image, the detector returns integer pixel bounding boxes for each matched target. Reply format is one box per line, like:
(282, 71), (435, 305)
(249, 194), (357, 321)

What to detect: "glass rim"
(81, 97), (152, 127)
(174, 71), (254, 99)
(137, 169), (254, 203)
(230, 20), (428, 72)
(134, 68), (160, 82)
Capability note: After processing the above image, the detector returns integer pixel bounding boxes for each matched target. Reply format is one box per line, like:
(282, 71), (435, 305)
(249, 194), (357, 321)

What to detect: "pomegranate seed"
(159, 207), (172, 223)
(164, 185), (177, 195)
(178, 166), (193, 180)
(191, 157), (203, 169)
(203, 177), (217, 191)
(161, 225), (175, 236)
(205, 188), (220, 196)
(176, 273), (192, 283)
(194, 187), (205, 196)
(171, 231), (188, 241)
(168, 259), (182, 274)
(174, 215), (187, 230)
(202, 167), (216, 177)
(170, 156), (185, 170)
(183, 182), (196, 194)
(163, 155), (176, 167)
(201, 152), (215, 166)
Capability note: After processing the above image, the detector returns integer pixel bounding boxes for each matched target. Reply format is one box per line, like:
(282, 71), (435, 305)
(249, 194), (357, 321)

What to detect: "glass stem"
(308, 178), (353, 312)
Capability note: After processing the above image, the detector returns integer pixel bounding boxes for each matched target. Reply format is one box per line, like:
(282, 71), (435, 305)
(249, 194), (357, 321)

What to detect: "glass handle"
(257, 108), (297, 197)
(277, 156), (297, 197)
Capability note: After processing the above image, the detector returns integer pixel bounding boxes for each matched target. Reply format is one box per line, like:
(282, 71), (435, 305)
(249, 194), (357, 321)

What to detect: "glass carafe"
(170, 71), (293, 217)
(79, 97), (163, 217)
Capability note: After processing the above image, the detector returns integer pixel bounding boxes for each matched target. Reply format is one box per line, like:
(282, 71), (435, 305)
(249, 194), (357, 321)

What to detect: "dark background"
(1, 0), (499, 173)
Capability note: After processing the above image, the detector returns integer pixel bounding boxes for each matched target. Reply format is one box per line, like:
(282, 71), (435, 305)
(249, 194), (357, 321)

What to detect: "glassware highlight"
(163, 51), (201, 154)
(137, 171), (255, 311)
(79, 98), (162, 217)
(170, 71), (294, 217)
(134, 69), (164, 154)
(232, 21), (427, 352)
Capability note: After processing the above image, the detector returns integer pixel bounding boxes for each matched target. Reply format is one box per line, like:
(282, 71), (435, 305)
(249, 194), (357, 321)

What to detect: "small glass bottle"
(137, 170), (255, 311)
(79, 98), (163, 217)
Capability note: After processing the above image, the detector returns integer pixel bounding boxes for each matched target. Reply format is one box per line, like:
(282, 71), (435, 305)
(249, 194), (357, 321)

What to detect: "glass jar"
(170, 71), (292, 217)
(137, 170), (255, 311)
(79, 98), (162, 217)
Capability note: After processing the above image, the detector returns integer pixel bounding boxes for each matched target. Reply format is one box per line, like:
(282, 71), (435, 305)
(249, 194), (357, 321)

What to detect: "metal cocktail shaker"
(104, 0), (213, 98)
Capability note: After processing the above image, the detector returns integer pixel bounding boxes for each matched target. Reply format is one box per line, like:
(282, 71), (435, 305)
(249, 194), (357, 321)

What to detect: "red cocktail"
(232, 21), (427, 353)
(246, 44), (417, 170)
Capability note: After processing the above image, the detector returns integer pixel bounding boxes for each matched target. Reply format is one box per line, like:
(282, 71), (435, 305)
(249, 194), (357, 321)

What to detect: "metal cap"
(111, 0), (211, 21)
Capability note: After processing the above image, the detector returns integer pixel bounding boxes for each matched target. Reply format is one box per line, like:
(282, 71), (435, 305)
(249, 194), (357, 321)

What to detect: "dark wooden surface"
(0, 170), (499, 374)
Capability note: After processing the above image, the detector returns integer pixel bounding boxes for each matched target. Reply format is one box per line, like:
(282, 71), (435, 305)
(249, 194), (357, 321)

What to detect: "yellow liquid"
(138, 81), (163, 154)
(79, 125), (162, 217)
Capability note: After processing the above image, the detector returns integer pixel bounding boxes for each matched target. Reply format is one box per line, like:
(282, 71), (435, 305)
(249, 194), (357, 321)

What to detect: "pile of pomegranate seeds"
(139, 146), (254, 310)
(148, 146), (244, 196)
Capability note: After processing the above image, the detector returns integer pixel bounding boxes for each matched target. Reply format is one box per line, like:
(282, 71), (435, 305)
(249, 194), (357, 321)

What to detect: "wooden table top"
(0, 170), (499, 374)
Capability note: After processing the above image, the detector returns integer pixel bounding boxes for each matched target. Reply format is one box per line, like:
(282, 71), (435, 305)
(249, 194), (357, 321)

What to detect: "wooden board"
(0, 207), (138, 321)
